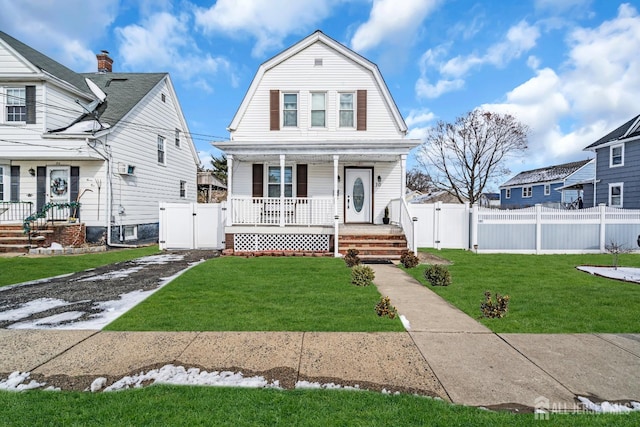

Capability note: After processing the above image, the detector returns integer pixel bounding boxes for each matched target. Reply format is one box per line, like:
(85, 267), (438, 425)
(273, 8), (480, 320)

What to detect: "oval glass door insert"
(353, 177), (364, 212)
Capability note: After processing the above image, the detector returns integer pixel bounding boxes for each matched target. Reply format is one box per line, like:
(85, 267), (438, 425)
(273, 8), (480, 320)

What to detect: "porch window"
(339, 93), (354, 127)
(268, 166), (292, 197)
(609, 183), (623, 207)
(522, 186), (532, 198)
(283, 93), (297, 127)
(157, 135), (165, 164)
(6, 88), (26, 122)
(610, 144), (624, 167)
(311, 92), (326, 127)
(179, 180), (186, 198)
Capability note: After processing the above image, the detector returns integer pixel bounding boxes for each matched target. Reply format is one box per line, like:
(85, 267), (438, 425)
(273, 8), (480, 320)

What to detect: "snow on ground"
(0, 298), (71, 322)
(400, 315), (411, 330)
(577, 266), (640, 284)
(78, 266), (143, 282)
(8, 311), (85, 329)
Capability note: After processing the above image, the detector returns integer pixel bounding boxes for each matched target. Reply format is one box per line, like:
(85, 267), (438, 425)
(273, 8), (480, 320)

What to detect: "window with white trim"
(175, 129), (180, 147)
(610, 144), (624, 167)
(123, 225), (137, 241)
(6, 88), (26, 122)
(311, 92), (326, 127)
(339, 93), (354, 127)
(180, 180), (186, 198)
(268, 166), (292, 197)
(283, 93), (297, 127)
(505, 188), (511, 199)
(544, 184), (550, 196)
(609, 183), (623, 207)
(522, 186), (532, 198)
(157, 135), (165, 164)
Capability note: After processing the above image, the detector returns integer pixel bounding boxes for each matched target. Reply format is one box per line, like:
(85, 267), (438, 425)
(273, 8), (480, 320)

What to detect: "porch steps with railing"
(338, 225), (408, 260)
(0, 224), (49, 254)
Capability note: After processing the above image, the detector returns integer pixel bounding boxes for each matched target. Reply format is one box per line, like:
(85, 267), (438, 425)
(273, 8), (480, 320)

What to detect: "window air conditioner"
(117, 163), (135, 175)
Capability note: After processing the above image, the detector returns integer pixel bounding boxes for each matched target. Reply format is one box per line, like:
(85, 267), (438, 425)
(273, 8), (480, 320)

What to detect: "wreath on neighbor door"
(51, 177), (68, 196)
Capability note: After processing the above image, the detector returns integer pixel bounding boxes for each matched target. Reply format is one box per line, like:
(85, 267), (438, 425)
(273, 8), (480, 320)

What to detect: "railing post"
(334, 214), (340, 257)
(412, 216), (418, 255)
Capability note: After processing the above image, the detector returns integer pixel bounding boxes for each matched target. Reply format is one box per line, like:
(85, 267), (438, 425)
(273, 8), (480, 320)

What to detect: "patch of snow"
(8, 311), (85, 329)
(400, 315), (411, 330)
(0, 372), (46, 391)
(104, 365), (280, 391)
(577, 266), (640, 284)
(49, 242), (63, 250)
(0, 298), (70, 322)
(134, 254), (185, 265)
(295, 381), (361, 391)
(78, 266), (143, 282)
(577, 396), (640, 414)
(90, 377), (107, 392)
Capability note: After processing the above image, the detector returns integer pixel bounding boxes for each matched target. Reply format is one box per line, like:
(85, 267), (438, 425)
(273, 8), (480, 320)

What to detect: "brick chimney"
(96, 50), (113, 73)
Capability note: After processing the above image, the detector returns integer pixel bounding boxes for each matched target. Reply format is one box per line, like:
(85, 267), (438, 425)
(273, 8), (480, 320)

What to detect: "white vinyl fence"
(159, 202), (225, 250)
(409, 202), (470, 249)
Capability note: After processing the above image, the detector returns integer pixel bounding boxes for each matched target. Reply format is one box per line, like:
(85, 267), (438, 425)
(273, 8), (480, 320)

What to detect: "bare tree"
(406, 168), (433, 193)
(417, 110), (528, 205)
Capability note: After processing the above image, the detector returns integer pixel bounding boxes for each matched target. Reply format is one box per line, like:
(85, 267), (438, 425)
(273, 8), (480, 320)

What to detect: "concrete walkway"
(1, 262), (639, 411)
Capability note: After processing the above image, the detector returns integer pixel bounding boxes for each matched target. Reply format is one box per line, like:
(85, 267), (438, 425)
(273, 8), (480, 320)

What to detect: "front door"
(345, 168), (372, 223)
(47, 166), (70, 204)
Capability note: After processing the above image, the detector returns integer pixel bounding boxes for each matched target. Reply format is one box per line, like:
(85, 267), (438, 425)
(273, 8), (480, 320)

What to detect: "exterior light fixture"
(29, 168), (35, 176)
(377, 175), (382, 186)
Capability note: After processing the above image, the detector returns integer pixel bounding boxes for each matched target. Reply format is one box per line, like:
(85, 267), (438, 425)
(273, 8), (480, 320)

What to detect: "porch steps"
(0, 224), (50, 254)
(338, 225), (409, 260)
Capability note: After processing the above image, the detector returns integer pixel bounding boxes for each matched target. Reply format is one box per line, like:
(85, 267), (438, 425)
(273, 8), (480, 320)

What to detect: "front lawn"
(2, 386), (637, 426)
(106, 257), (404, 332)
(0, 245), (161, 287)
(405, 250), (640, 333)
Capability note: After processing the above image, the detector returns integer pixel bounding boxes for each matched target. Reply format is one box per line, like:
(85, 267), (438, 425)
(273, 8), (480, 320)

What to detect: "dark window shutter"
(10, 166), (20, 201)
(70, 167), (80, 202)
(270, 90), (280, 131)
(357, 89), (367, 131)
(36, 167), (46, 211)
(296, 164), (307, 198)
(25, 86), (36, 124)
(252, 164), (264, 197)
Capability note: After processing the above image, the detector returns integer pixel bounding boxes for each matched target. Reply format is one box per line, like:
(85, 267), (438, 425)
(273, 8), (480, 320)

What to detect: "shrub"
(424, 264), (451, 286)
(480, 291), (510, 318)
(375, 296), (397, 319)
(344, 248), (361, 267)
(400, 250), (419, 269)
(351, 264), (375, 286)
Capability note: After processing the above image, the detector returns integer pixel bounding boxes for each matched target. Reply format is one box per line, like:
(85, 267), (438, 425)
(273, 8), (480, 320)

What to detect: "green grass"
(405, 250), (640, 333)
(2, 386), (637, 426)
(106, 257), (404, 332)
(0, 246), (161, 287)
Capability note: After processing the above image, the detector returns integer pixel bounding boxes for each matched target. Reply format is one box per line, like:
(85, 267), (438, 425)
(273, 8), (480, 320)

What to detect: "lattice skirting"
(233, 234), (330, 252)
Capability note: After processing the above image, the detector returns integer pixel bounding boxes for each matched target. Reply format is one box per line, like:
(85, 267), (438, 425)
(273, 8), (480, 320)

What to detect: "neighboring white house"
(214, 31), (420, 254)
(0, 31), (198, 246)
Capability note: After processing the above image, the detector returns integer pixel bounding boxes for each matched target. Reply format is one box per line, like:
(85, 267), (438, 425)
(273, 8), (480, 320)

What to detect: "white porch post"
(226, 154), (233, 227)
(280, 154), (285, 227)
(400, 154), (407, 200)
(333, 155), (340, 257)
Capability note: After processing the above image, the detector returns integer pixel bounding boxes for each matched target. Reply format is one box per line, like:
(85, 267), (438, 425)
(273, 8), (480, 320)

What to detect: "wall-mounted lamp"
(28, 168), (35, 176)
(377, 175), (382, 186)
(337, 175), (341, 183)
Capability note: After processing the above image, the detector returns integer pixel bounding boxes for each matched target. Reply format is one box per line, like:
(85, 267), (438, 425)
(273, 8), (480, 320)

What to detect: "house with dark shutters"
(0, 31), (198, 250)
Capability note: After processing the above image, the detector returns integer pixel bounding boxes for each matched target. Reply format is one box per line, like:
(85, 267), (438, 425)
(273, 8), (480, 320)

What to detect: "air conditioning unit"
(117, 163), (135, 175)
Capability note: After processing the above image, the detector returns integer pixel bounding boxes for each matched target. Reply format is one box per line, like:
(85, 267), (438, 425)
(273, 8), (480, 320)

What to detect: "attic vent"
(314, 58), (323, 66)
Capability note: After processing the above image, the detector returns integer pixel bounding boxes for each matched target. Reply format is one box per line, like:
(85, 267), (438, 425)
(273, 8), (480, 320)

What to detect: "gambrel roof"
(584, 114), (640, 150)
(228, 30), (407, 133)
(501, 159), (593, 188)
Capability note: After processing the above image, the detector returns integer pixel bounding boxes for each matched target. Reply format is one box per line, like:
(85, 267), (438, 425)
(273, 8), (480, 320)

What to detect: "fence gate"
(409, 202), (470, 249)
(159, 202), (225, 250)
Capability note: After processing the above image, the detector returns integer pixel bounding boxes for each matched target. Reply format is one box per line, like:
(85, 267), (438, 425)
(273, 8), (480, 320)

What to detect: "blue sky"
(1, 0), (639, 189)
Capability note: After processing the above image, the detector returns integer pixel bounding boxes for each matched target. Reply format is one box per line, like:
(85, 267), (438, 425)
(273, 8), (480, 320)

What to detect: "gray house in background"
(583, 114), (640, 209)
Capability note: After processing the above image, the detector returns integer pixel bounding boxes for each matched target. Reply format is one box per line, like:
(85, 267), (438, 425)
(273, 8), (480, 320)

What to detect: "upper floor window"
(175, 129), (180, 147)
(609, 183), (623, 207)
(339, 93), (354, 127)
(268, 166), (292, 197)
(544, 184), (550, 196)
(522, 186), (532, 198)
(6, 88), (26, 122)
(179, 180), (186, 198)
(610, 144), (624, 167)
(505, 188), (511, 199)
(283, 93), (297, 127)
(311, 93), (326, 127)
(157, 135), (165, 164)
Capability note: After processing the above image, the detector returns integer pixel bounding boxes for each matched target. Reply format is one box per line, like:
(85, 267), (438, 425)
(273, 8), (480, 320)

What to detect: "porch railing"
(0, 201), (33, 223)
(231, 197), (334, 226)
(391, 198), (417, 254)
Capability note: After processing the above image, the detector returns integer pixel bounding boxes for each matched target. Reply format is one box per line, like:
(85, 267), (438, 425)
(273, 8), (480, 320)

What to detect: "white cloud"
(534, 0), (592, 14)
(350, 0), (440, 51)
(194, 0), (335, 57)
(115, 12), (230, 91)
(415, 77), (464, 99)
(405, 109), (436, 128)
(0, 0), (118, 71)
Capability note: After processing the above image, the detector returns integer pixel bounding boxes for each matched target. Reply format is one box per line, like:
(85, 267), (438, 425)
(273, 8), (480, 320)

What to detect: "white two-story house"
(214, 31), (420, 256)
(0, 31), (198, 249)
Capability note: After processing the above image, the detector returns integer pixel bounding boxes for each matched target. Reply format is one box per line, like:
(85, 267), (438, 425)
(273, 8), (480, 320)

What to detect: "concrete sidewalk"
(1, 262), (639, 411)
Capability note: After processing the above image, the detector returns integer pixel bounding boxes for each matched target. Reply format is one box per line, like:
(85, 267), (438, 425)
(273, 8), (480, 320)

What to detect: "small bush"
(375, 296), (397, 319)
(424, 264), (451, 286)
(351, 264), (375, 286)
(344, 248), (361, 267)
(400, 250), (419, 269)
(480, 291), (510, 318)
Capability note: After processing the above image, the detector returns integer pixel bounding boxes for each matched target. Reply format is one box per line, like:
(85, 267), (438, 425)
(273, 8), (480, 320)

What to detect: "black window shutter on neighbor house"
(36, 167), (46, 211)
(10, 166), (19, 201)
(26, 86), (36, 124)
(70, 167), (79, 203)
(252, 164), (264, 197)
